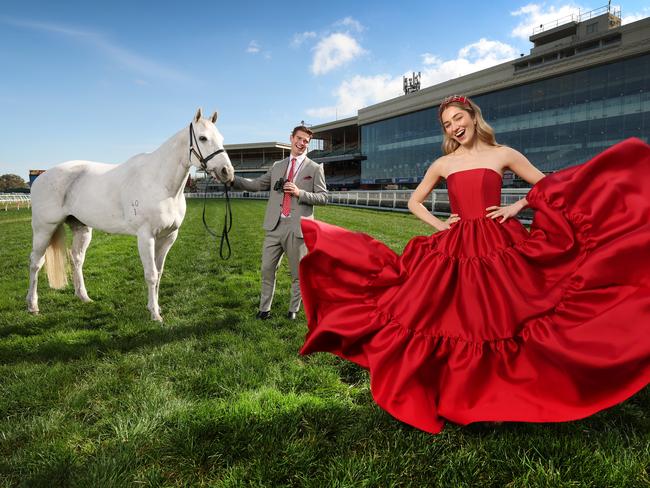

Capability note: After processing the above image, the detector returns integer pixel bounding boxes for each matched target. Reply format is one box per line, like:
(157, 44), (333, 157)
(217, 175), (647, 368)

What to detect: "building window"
(586, 23), (597, 34)
(359, 53), (650, 185)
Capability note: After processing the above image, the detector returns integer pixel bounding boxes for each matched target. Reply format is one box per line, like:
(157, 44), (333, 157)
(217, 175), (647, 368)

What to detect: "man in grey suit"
(229, 125), (328, 320)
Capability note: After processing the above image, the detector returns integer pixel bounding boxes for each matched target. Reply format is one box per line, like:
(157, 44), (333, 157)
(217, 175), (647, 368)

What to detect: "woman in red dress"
(299, 95), (650, 434)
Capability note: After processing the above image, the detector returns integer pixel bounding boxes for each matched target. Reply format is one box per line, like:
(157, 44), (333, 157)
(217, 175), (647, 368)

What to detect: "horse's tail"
(44, 224), (69, 289)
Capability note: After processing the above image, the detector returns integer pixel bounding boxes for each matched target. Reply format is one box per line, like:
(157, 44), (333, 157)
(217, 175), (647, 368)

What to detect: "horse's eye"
(199, 136), (208, 142)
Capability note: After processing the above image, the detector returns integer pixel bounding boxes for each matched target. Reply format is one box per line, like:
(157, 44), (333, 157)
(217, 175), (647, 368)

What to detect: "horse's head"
(189, 108), (235, 183)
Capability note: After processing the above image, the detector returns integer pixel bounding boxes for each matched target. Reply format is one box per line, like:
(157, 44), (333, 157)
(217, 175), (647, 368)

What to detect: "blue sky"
(1, 0), (648, 179)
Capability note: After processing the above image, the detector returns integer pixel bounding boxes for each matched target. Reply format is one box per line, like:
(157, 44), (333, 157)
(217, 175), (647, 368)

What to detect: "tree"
(0, 174), (29, 191)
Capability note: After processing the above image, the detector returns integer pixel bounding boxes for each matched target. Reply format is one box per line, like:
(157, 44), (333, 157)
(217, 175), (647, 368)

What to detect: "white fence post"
(0, 193), (32, 211)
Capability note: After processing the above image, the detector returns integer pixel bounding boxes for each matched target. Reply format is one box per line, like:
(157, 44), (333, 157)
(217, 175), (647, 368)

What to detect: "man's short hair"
(291, 125), (313, 139)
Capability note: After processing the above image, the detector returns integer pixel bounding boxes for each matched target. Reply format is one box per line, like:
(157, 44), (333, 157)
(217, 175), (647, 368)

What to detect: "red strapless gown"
(299, 138), (650, 434)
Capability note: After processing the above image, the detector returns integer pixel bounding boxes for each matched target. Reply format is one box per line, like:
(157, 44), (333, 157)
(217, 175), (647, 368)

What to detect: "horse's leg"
(137, 230), (162, 321)
(69, 221), (93, 302)
(154, 230), (179, 311)
(26, 222), (59, 314)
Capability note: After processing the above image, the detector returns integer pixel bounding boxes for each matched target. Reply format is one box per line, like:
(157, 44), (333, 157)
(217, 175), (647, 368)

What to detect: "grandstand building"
(197, 141), (290, 192)
(227, 142), (291, 179)
(308, 6), (650, 189)
(28, 169), (46, 186)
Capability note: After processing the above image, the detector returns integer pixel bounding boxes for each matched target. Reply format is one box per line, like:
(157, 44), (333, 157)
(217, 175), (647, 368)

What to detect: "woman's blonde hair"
(438, 96), (499, 155)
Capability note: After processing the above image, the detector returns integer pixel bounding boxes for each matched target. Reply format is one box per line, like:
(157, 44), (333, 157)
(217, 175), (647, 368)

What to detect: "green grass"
(1, 201), (648, 487)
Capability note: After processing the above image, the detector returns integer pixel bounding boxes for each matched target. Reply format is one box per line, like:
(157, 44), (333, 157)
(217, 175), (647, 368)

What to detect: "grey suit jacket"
(232, 157), (328, 237)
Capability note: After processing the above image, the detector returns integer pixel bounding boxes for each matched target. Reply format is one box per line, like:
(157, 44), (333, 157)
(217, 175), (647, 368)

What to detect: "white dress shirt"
(285, 153), (306, 181)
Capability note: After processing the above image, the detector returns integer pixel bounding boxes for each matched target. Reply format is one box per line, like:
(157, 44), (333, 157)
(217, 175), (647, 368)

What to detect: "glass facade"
(361, 53), (650, 186)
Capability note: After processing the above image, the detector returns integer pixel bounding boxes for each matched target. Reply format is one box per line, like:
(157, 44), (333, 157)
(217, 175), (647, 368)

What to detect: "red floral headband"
(438, 95), (472, 117)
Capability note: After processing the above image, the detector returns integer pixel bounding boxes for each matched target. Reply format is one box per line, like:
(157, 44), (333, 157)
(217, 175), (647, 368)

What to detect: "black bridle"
(189, 122), (233, 260)
(189, 122), (227, 171)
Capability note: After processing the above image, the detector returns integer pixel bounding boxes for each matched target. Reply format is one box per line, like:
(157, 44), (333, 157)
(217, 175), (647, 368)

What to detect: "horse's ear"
(211, 111), (218, 124)
(194, 108), (202, 122)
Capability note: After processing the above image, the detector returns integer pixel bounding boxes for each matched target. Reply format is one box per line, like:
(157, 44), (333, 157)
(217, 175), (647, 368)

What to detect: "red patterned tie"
(281, 157), (296, 217)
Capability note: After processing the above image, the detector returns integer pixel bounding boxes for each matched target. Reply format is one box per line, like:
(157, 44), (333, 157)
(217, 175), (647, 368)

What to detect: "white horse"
(27, 108), (234, 321)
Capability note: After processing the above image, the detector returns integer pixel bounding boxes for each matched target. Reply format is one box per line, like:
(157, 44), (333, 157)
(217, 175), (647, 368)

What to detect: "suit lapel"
(295, 159), (314, 189)
(299, 158), (315, 176)
(278, 157), (290, 179)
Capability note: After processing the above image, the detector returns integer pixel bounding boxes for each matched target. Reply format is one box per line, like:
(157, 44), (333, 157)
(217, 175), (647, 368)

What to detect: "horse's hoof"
(27, 308), (39, 315)
(75, 292), (92, 303)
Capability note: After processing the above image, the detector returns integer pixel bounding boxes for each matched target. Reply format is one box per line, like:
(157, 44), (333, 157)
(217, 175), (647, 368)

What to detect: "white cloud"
(511, 4), (649, 34)
(621, 13), (645, 24)
(620, 6), (650, 25)
(458, 38), (517, 60)
(421, 53), (440, 65)
(307, 38), (517, 120)
(306, 17), (366, 75)
(307, 73), (402, 119)
(334, 16), (364, 33)
(2, 17), (87, 36)
(305, 106), (340, 119)
(420, 39), (516, 86)
(311, 33), (366, 75)
(291, 31), (317, 48)
(510, 3), (585, 40)
(337, 74), (402, 113)
(1, 17), (192, 83)
(247, 40), (260, 53)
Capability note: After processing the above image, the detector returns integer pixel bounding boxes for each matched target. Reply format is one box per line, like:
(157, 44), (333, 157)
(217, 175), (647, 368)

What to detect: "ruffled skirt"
(299, 138), (650, 433)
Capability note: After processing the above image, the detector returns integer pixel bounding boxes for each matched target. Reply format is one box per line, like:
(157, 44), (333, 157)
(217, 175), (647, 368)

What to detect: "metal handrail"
(532, 5), (620, 35)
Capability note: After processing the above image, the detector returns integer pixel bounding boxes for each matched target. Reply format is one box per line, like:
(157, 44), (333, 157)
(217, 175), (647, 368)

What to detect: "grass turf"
(0, 201), (648, 487)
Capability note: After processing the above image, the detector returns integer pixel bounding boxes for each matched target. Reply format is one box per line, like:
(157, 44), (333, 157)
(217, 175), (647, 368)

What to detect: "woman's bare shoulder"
(426, 155), (452, 176)
(494, 144), (524, 157)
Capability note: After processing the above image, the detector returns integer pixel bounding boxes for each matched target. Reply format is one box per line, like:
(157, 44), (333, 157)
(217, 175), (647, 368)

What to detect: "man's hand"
(213, 170), (234, 184)
(284, 181), (300, 197)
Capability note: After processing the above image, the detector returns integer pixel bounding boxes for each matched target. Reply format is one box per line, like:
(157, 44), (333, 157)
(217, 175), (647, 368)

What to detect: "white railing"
(326, 188), (529, 212)
(187, 188), (533, 221)
(0, 193), (31, 211)
(188, 191), (271, 201)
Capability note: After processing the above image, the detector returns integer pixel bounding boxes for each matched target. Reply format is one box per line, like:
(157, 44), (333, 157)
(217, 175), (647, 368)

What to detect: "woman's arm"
(486, 147), (545, 222)
(506, 147), (545, 185)
(408, 161), (456, 231)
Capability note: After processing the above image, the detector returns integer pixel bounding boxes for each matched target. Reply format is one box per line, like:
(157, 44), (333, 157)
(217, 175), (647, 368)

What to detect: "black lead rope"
(189, 122), (233, 260)
(201, 182), (233, 260)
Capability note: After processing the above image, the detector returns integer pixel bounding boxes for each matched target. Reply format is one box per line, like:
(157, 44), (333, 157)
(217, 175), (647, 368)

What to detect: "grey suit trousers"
(260, 218), (307, 313)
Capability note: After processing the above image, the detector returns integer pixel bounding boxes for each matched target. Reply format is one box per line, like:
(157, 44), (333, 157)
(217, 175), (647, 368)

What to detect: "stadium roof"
(225, 142), (290, 151)
(309, 116), (359, 134)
